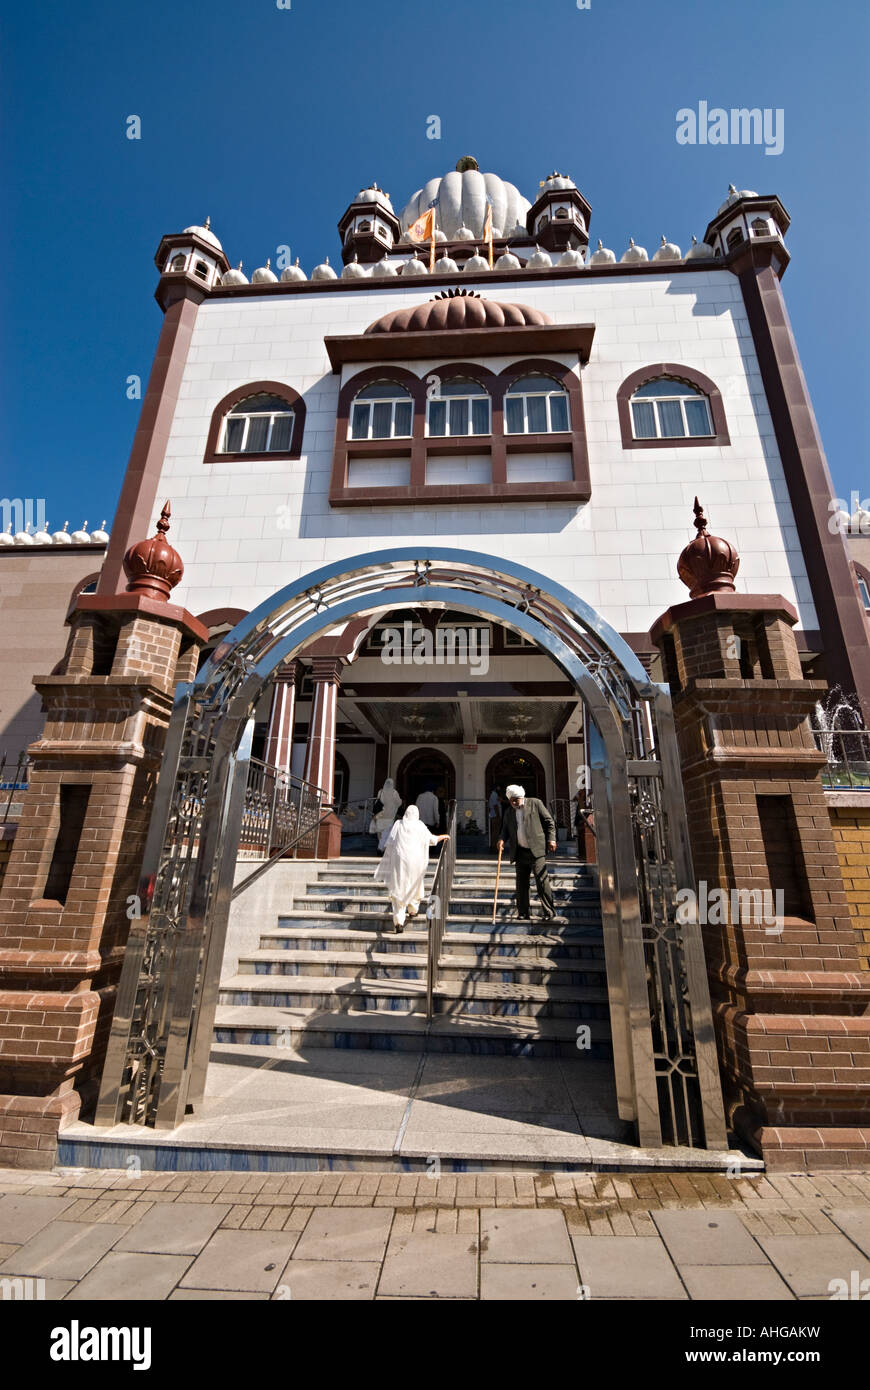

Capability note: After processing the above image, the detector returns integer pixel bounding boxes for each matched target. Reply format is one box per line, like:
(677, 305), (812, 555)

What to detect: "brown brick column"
(651, 591), (870, 1169)
(0, 506), (207, 1167)
(301, 658), (343, 859)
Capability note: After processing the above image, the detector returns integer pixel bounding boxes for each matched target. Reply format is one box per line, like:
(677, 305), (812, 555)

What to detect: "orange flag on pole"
(407, 206), (436, 272)
(483, 201), (494, 268)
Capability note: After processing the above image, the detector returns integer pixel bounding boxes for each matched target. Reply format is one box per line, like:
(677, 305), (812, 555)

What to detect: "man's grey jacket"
(499, 798), (556, 862)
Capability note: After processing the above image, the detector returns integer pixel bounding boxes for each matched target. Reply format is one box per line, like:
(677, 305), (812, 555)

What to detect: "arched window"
(504, 375), (570, 434)
(751, 217), (770, 237)
(426, 378), (491, 437)
(349, 382), (413, 440)
(169, 254), (186, 271)
(221, 393), (296, 454)
(629, 378), (713, 440)
(726, 227), (744, 250)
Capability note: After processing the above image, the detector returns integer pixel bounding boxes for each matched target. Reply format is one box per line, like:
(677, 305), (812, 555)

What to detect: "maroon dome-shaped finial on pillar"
(677, 497), (740, 599)
(123, 500), (184, 601)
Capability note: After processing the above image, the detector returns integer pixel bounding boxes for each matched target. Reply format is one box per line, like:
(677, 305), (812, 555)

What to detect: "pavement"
(2, 1164), (870, 1300)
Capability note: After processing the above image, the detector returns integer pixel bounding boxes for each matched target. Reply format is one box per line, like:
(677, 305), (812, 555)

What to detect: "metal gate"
(95, 548), (727, 1149)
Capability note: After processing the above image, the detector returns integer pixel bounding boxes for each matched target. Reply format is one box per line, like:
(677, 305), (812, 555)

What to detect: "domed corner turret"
(526, 171), (591, 255)
(702, 184), (791, 270)
(652, 235), (682, 263)
(338, 183), (401, 266)
(251, 257), (279, 284)
(588, 239), (616, 266)
(280, 257), (307, 283)
(155, 215), (230, 306)
(311, 255), (338, 281)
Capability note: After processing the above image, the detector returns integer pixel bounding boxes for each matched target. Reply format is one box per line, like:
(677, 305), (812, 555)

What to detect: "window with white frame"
(426, 378), (491, 437)
(221, 393), (296, 453)
(349, 382), (413, 440)
(504, 375), (570, 434)
(629, 378), (713, 440)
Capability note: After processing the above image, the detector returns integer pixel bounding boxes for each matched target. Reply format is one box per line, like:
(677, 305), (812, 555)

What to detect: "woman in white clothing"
(369, 777), (402, 840)
(374, 805), (449, 933)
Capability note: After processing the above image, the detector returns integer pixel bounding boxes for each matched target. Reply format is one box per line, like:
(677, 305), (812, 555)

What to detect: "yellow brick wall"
(830, 807), (870, 970)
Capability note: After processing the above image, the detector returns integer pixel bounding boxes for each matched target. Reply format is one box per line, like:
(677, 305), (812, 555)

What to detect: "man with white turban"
(375, 805), (449, 932)
(498, 785), (558, 921)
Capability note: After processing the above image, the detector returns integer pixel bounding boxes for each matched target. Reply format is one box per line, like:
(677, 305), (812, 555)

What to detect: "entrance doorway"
(396, 748), (454, 830)
(485, 748), (546, 802)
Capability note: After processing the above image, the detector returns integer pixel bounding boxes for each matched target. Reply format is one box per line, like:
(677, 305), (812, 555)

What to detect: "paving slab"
(274, 1259), (379, 1299)
(114, 1201), (232, 1256)
(65, 1252), (192, 1301)
(179, 1230), (299, 1292)
(825, 1209), (870, 1260)
(480, 1263), (581, 1300)
(679, 1265), (795, 1301)
(572, 1235), (687, 1299)
(170, 1289), (269, 1300)
(291, 1207), (393, 1263)
(400, 1128), (592, 1164)
(480, 1209), (574, 1264)
(652, 1209), (768, 1265)
(0, 1194), (75, 1244)
(755, 1234), (870, 1298)
(380, 1231), (479, 1299)
(403, 1099), (582, 1135)
(0, 1273), (75, 1300)
(0, 1221), (126, 1281)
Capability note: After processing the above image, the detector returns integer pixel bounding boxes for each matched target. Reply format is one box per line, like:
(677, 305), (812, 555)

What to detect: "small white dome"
(589, 239), (616, 266)
(686, 235), (715, 261)
(252, 258), (278, 284)
(830, 509), (850, 535)
(525, 245), (553, 269)
(280, 258), (307, 282)
(400, 257), (429, 276)
(453, 225), (475, 241)
(540, 171), (577, 192)
(851, 509), (870, 535)
(434, 229), (448, 243)
(52, 522), (72, 545)
(463, 250), (490, 272)
(371, 257), (398, 277)
(32, 524), (52, 544)
(90, 521), (110, 544)
(558, 247), (586, 268)
(341, 255), (369, 279)
(183, 217), (222, 251)
(718, 183), (758, 214)
(311, 256), (338, 281)
(356, 185), (394, 212)
(494, 250), (521, 271)
(221, 262), (249, 286)
(0, 527), (13, 546)
(434, 254), (460, 275)
(70, 523), (90, 544)
(13, 529), (34, 545)
(652, 235), (681, 262)
(620, 237), (648, 263)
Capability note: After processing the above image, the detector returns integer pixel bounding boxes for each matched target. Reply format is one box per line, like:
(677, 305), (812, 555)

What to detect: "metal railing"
(426, 798), (457, 1019)
(813, 726), (870, 791)
(0, 753), (30, 823)
(232, 758), (334, 899)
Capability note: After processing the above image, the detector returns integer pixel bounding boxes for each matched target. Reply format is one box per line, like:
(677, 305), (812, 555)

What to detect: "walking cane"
(492, 840), (503, 925)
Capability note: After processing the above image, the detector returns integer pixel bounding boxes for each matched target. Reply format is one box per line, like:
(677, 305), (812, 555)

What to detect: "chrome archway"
(96, 548), (727, 1149)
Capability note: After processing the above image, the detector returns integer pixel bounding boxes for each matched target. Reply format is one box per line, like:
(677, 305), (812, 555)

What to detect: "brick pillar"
(651, 592), (870, 1169)
(301, 658), (343, 859)
(264, 661), (298, 774)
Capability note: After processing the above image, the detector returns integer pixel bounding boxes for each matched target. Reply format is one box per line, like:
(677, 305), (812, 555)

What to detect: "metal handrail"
(0, 752), (30, 824)
(232, 800), (335, 900)
(425, 799), (457, 1019)
(232, 757), (334, 898)
(813, 725), (870, 791)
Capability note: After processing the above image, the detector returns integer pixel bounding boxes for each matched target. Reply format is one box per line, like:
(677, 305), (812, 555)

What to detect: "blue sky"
(1, 0), (867, 534)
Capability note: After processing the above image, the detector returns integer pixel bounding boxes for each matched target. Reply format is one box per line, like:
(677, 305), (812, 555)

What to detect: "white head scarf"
(505, 784), (525, 801)
(374, 804), (436, 905)
(377, 778), (402, 817)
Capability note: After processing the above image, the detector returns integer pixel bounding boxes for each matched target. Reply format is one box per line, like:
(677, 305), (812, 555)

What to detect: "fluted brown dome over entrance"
(365, 289), (553, 335)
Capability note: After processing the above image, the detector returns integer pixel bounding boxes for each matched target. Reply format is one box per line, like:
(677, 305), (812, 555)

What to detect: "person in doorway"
(415, 783), (439, 833)
(375, 805), (449, 933)
(488, 784), (504, 851)
(498, 784), (558, 921)
(369, 777), (402, 846)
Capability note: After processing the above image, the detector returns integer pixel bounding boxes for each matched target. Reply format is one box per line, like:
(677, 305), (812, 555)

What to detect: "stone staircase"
(215, 854), (611, 1058)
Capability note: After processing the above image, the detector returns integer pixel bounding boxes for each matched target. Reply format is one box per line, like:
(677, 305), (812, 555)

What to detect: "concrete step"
(289, 893), (602, 923)
(240, 948), (606, 988)
(258, 926), (605, 960)
(213, 1004), (611, 1057)
(273, 911), (605, 937)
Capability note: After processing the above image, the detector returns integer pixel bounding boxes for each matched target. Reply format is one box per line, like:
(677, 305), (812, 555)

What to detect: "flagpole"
(430, 223), (436, 273)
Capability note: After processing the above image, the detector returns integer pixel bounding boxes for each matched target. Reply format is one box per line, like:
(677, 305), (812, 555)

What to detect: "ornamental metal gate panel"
(95, 548), (727, 1149)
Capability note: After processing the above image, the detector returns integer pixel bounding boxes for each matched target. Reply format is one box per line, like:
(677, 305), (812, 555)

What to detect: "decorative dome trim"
(677, 498), (740, 599)
(123, 501), (184, 602)
(365, 290), (553, 335)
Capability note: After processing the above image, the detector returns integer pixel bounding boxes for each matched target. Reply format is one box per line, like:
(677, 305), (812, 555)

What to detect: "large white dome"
(400, 165), (530, 241)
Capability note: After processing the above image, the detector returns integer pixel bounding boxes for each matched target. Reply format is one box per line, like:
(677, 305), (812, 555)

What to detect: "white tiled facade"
(157, 269), (815, 637)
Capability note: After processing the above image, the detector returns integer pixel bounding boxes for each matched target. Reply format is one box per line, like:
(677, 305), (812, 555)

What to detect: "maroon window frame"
(204, 381), (306, 464)
(616, 363), (730, 450)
